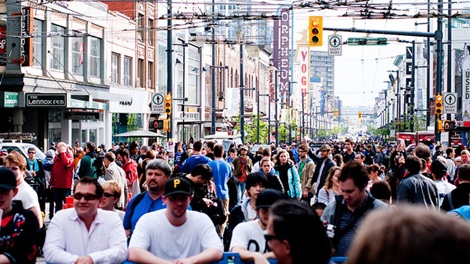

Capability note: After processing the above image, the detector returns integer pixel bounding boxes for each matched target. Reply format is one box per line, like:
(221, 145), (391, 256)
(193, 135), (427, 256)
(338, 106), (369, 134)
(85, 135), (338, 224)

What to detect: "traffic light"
(164, 93), (172, 115)
(443, 120), (456, 131)
(163, 119), (170, 133)
(308, 16), (323, 47)
(358, 111), (362, 119)
(149, 120), (164, 131)
(437, 118), (442, 133)
(334, 108), (339, 117)
(435, 94), (443, 116)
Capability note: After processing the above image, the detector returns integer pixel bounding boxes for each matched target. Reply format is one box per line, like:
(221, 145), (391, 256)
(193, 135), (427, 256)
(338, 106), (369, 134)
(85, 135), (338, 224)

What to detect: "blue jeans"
(53, 188), (71, 213)
(236, 182), (246, 203)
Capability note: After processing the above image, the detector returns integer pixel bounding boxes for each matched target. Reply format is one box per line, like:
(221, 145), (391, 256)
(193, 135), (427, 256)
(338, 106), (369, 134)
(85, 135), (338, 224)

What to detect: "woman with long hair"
(273, 149), (301, 200)
(317, 166), (341, 206)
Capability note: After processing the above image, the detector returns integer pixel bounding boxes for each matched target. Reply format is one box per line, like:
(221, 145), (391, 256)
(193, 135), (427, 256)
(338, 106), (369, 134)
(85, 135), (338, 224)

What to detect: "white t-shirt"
(129, 209), (223, 260)
(14, 180), (40, 210)
(435, 180), (456, 207)
(229, 219), (268, 253)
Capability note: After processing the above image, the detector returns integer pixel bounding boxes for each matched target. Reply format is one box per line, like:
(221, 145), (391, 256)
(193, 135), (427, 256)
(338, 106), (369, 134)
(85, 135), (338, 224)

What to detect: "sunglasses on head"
(73, 193), (98, 201)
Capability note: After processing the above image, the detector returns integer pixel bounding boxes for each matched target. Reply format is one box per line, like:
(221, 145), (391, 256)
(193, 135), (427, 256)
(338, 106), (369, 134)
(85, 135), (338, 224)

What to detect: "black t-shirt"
(0, 201), (39, 263)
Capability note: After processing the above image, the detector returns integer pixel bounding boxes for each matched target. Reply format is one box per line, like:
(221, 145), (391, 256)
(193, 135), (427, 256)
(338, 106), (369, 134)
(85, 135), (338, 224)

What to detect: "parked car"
(250, 144), (271, 155)
(0, 142), (46, 160)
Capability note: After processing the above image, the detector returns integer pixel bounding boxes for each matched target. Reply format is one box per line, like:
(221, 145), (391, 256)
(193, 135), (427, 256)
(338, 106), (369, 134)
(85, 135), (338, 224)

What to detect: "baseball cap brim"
(164, 190), (192, 197)
(0, 184), (15, 190)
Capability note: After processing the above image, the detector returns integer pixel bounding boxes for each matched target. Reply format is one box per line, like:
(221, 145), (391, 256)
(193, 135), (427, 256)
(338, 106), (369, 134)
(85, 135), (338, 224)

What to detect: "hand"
(75, 256), (93, 264)
(202, 198), (213, 207)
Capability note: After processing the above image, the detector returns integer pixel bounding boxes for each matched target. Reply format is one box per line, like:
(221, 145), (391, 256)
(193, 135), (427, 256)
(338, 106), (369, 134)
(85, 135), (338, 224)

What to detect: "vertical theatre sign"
(296, 46), (309, 112)
(278, 8), (290, 98)
(20, 6), (33, 66)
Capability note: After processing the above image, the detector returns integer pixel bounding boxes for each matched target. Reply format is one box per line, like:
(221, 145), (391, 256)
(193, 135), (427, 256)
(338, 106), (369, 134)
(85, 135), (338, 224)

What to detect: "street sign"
(151, 92), (164, 113)
(328, 35), (342, 56)
(443, 92), (457, 114)
(347, 37), (387, 46)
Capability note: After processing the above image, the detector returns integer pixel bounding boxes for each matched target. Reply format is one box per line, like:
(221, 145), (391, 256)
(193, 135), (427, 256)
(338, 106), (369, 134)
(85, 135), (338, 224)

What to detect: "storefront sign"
(64, 112), (100, 120)
(26, 93), (67, 107)
(3, 92), (18, 107)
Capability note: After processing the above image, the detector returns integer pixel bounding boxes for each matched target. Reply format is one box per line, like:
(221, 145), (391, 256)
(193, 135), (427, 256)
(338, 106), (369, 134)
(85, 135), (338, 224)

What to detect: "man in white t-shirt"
(128, 177), (223, 263)
(230, 189), (284, 264)
(431, 159), (456, 207)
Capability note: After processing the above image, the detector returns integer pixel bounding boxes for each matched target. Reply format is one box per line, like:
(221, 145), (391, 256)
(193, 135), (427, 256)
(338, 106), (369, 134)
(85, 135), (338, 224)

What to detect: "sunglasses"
(103, 192), (115, 198)
(73, 193), (98, 201)
(28, 152), (35, 154)
(264, 234), (283, 242)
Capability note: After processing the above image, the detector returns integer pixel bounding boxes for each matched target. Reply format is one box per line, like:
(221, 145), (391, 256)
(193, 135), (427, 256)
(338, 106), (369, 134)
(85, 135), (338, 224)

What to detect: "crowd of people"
(0, 137), (470, 264)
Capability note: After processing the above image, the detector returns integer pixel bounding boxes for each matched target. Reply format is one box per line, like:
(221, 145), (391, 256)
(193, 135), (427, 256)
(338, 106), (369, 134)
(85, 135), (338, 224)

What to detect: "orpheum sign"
(273, 8), (290, 99)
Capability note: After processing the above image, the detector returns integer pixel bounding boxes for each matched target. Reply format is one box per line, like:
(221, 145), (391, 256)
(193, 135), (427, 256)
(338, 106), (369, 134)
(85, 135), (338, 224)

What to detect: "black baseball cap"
(256, 189), (284, 209)
(0, 168), (17, 190)
(164, 177), (193, 197)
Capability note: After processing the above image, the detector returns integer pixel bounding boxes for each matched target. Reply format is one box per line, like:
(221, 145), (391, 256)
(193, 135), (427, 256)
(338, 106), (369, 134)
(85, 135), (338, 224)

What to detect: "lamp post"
(257, 92), (270, 144)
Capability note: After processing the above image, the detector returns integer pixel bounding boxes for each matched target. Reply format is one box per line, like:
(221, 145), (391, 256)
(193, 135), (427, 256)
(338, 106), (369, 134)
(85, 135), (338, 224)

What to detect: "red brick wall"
(103, 2), (136, 20)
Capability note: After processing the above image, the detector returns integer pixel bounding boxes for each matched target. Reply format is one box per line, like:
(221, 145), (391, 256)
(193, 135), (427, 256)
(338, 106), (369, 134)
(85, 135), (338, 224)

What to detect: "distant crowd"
(0, 137), (469, 264)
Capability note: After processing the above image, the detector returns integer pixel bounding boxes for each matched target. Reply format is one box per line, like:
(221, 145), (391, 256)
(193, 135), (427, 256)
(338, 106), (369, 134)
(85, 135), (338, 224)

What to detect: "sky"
(288, 0), (469, 107)
(295, 9), (427, 107)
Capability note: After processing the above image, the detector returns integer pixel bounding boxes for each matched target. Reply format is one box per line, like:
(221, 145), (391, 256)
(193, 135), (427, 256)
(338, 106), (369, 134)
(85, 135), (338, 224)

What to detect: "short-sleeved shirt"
(129, 209), (223, 260)
(123, 192), (166, 232)
(208, 159), (232, 200)
(229, 220), (268, 253)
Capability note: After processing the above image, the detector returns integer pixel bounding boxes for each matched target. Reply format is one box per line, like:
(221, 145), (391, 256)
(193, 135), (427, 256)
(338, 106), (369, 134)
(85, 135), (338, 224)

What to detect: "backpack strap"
(447, 191), (455, 210)
(128, 191), (147, 223)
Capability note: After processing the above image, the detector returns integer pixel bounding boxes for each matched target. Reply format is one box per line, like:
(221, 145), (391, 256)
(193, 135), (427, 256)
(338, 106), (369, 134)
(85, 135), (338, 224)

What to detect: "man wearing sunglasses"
(43, 176), (127, 264)
(128, 177), (223, 263)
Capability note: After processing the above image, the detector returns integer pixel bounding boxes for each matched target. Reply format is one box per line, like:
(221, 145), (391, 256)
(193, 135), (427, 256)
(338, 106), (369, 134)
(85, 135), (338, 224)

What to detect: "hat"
(0, 149), (7, 155)
(0, 168), (17, 190)
(240, 145), (248, 151)
(256, 189), (284, 209)
(164, 177), (193, 197)
(50, 142), (55, 146)
(319, 144), (331, 151)
(430, 159), (447, 176)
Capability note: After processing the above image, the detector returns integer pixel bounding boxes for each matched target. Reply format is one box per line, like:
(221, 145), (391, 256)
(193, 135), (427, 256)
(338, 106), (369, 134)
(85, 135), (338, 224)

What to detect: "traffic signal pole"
(323, 8), (444, 142)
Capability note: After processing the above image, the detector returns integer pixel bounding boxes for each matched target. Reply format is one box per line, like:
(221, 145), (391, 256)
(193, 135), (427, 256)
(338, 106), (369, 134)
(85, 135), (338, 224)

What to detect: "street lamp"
(257, 92), (270, 144)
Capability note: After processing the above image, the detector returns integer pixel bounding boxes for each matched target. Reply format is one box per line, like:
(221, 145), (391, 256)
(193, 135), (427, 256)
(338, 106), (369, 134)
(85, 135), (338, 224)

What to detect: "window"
(71, 33), (84, 75)
(137, 14), (144, 42)
(124, 56), (132, 86)
(111, 52), (120, 84)
(90, 37), (101, 77)
(50, 24), (65, 70)
(137, 58), (144, 87)
(33, 19), (43, 67)
(148, 19), (154, 46)
(148, 61), (154, 89)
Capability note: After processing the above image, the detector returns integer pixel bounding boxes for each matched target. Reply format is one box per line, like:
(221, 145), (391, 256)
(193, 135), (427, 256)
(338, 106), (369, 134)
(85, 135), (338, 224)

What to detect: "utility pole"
(410, 41), (415, 131)
(211, 0), (216, 135)
(240, 44), (245, 144)
(167, 0), (173, 140)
